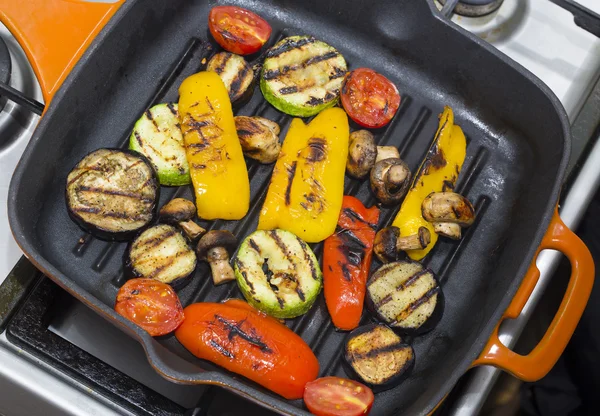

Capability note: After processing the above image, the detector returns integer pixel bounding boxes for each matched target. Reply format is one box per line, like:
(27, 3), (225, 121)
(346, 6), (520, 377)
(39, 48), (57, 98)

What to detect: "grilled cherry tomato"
(115, 278), (184, 336)
(341, 68), (400, 128)
(208, 6), (272, 55)
(304, 377), (375, 416)
(175, 301), (319, 399)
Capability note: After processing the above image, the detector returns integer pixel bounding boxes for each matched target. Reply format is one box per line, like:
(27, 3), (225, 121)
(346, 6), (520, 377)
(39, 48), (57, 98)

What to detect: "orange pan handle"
(473, 207), (595, 381)
(0, 0), (124, 107)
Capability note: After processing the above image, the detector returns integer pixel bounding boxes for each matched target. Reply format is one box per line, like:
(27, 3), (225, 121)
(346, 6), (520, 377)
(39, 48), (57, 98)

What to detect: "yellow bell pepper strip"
(178, 71), (250, 220)
(392, 106), (466, 260)
(258, 107), (349, 243)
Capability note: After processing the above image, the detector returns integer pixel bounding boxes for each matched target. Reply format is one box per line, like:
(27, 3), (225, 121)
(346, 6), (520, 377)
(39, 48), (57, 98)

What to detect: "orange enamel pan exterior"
(1, 1), (594, 415)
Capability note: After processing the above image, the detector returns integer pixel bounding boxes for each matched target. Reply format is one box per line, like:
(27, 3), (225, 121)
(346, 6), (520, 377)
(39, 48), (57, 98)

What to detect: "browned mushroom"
(159, 198), (206, 241)
(347, 130), (377, 178)
(373, 226), (431, 263)
(421, 192), (475, 240)
(234, 116), (281, 163)
(370, 158), (412, 205)
(197, 230), (238, 285)
(375, 145), (400, 163)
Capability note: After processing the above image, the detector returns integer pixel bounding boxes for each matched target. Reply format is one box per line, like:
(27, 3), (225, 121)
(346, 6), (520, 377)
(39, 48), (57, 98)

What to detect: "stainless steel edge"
(448, 76), (600, 416)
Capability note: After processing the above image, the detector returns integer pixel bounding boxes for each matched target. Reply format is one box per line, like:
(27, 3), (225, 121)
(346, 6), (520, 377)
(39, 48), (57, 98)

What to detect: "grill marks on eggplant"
(260, 35), (348, 116)
(207, 52), (254, 103)
(367, 261), (442, 333)
(344, 324), (415, 391)
(234, 229), (323, 319)
(66, 149), (158, 236)
(128, 224), (196, 286)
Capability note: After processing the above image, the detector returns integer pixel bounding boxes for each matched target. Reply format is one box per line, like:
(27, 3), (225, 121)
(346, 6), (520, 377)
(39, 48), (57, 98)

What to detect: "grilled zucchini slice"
(234, 229), (322, 319)
(344, 324), (414, 392)
(366, 260), (444, 334)
(66, 148), (159, 241)
(129, 103), (190, 186)
(260, 35), (347, 117)
(127, 224), (197, 289)
(207, 52), (255, 104)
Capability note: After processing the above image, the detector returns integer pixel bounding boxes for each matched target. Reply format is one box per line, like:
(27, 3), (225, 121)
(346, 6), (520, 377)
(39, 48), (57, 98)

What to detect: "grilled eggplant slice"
(260, 35), (348, 117)
(344, 324), (414, 392)
(207, 52), (255, 104)
(366, 260), (443, 334)
(66, 148), (159, 241)
(127, 224), (197, 289)
(129, 103), (190, 186)
(234, 229), (322, 319)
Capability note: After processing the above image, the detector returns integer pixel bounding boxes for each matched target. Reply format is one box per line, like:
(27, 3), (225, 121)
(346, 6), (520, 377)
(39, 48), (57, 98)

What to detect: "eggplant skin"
(66, 148), (159, 241)
(343, 323), (415, 392)
(366, 261), (444, 336)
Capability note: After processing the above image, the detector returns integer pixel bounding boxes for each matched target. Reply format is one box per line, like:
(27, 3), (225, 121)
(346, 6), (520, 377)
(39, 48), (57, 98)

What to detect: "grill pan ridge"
(7, 1), (571, 415)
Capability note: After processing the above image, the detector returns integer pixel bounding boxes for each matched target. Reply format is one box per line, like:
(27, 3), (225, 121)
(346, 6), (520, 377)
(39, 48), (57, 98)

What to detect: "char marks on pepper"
(214, 315), (273, 353)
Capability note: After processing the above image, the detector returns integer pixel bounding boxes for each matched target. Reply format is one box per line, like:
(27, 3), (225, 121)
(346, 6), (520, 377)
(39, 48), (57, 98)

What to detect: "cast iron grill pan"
(8, 1), (569, 415)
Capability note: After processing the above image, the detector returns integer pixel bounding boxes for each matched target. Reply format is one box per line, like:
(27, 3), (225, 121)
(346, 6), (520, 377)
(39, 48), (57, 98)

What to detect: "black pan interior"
(8, 0), (569, 415)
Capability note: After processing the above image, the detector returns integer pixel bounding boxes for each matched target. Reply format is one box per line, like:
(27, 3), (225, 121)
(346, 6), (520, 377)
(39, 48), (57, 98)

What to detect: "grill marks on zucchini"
(66, 149), (158, 239)
(260, 35), (348, 117)
(344, 324), (415, 391)
(128, 224), (197, 287)
(207, 52), (254, 104)
(234, 229), (323, 319)
(129, 103), (190, 186)
(367, 261), (443, 334)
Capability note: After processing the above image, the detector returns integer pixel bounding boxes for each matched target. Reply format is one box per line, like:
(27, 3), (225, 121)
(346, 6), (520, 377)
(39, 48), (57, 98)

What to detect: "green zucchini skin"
(260, 35), (348, 117)
(129, 103), (190, 186)
(234, 229), (322, 319)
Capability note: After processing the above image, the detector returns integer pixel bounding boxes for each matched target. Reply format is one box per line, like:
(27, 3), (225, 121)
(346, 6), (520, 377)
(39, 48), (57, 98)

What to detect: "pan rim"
(7, 1), (571, 415)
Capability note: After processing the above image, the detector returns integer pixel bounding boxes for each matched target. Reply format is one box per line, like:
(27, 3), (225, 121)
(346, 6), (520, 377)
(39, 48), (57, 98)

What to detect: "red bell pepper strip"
(323, 196), (380, 331)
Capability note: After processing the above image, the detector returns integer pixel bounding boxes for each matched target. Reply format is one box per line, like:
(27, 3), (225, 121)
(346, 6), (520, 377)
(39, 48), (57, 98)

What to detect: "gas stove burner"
(439, 0), (504, 18)
(0, 36), (12, 113)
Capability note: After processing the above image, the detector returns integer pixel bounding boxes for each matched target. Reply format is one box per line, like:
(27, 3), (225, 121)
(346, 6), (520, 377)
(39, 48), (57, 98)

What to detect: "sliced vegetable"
(66, 148), (159, 241)
(373, 226), (431, 263)
(128, 103), (190, 186)
(422, 191), (475, 240)
(391, 106), (467, 260)
(127, 224), (197, 288)
(258, 107), (349, 243)
(324, 196), (379, 331)
(260, 35), (348, 117)
(234, 229), (322, 318)
(115, 278), (184, 336)
(346, 130), (377, 179)
(175, 302), (319, 399)
(304, 377), (374, 416)
(178, 71), (250, 220)
(197, 230), (237, 285)
(370, 158), (411, 205)
(159, 198), (205, 241)
(208, 6), (272, 55)
(207, 52), (255, 104)
(234, 116), (281, 163)
(344, 324), (414, 391)
(366, 260), (443, 334)
(341, 68), (400, 128)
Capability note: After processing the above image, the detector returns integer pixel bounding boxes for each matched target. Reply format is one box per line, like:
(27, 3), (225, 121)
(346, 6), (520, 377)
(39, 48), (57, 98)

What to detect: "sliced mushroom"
(375, 146), (400, 163)
(235, 116), (281, 164)
(159, 198), (206, 241)
(374, 226), (431, 263)
(370, 158), (412, 205)
(421, 192), (475, 240)
(197, 230), (238, 285)
(347, 130), (377, 178)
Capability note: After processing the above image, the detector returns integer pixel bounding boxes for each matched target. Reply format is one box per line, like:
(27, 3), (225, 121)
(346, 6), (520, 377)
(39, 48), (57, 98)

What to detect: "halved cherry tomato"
(341, 68), (400, 128)
(115, 278), (184, 336)
(304, 377), (374, 416)
(208, 6), (272, 55)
